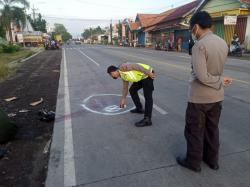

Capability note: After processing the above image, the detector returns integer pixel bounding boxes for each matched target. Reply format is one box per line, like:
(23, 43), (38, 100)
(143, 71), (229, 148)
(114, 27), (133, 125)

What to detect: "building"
(195, 0), (250, 51)
(146, 0), (200, 51)
(128, 14), (161, 47)
(127, 1), (200, 50)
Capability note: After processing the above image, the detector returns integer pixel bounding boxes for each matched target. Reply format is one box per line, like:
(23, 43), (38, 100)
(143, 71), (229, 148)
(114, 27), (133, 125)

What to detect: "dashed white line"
(77, 49), (100, 66)
(139, 93), (168, 115)
(142, 50), (154, 54)
(63, 48), (77, 187)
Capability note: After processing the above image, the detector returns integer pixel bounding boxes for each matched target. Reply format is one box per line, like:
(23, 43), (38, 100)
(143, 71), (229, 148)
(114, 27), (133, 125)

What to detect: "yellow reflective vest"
(119, 63), (152, 83)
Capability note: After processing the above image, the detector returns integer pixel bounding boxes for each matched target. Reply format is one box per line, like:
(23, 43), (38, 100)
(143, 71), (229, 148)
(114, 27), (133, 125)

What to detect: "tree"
(0, 0), (29, 42)
(0, 24), (5, 38)
(27, 13), (47, 33)
(117, 21), (122, 41)
(54, 23), (72, 42)
(81, 26), (105, 39)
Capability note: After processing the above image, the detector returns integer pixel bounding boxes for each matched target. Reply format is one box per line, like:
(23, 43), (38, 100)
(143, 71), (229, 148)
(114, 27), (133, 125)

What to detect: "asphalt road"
(46, 44), (250, 187)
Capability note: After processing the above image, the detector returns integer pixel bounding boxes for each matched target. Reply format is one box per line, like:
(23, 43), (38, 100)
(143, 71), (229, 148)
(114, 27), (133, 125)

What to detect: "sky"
(27, 0), (195, 37)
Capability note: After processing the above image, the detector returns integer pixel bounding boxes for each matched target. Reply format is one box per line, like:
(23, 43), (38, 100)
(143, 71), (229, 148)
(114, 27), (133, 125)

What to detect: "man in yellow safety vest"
(107, 63), (155, 127)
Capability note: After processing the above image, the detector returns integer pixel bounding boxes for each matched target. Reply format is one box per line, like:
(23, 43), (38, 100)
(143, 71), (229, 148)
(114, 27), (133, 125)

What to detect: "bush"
(2, 44), (21, 53)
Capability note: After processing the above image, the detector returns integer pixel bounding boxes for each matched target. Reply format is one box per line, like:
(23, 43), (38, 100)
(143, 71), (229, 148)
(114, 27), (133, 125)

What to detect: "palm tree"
(0, 0), (30, 43)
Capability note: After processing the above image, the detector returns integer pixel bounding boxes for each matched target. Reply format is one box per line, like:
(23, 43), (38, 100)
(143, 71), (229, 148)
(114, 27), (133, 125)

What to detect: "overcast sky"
(27, 0), (195, 37)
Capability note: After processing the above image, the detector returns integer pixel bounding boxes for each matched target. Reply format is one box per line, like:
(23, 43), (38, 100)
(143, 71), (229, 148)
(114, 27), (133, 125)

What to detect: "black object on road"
(0, 148), (8, 159)
(0, 109), (18, 144)
(38, 109), (55, 122)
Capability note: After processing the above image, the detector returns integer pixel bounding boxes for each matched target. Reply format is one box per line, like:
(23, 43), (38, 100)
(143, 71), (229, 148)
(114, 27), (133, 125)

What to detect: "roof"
(129, 22), (141, 31)
(240, 0), (250, 5)
(196, 0), (250, 12)
(146, 0), (200, 32)
(160, 0), (200, 23)
(136, 14), (159, 28)
(144, 8), (177, 32)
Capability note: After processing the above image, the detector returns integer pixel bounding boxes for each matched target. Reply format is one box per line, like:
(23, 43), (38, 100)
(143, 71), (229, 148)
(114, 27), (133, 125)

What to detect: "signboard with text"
(224, 16), (237, 25)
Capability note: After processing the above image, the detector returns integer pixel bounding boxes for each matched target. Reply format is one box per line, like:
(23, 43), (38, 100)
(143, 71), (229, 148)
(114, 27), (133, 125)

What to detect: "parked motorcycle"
(229, 35), (242, 57)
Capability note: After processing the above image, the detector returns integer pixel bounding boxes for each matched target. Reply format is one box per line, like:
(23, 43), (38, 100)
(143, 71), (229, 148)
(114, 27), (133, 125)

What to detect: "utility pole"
(110, 19), (113, 45)
(31, 5), (38, 20)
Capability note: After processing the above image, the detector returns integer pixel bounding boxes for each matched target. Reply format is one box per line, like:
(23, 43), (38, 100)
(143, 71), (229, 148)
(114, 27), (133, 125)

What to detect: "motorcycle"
(229, 40), (242, 57)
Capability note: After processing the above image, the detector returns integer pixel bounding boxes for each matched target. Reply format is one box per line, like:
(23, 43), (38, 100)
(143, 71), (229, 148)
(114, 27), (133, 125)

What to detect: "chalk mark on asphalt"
(81, 94), (135, 116)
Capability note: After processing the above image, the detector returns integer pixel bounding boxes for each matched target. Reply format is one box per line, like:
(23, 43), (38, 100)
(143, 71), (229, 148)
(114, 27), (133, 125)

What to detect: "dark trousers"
(185, 102), (222, 167)
(129, 77), (154, 118)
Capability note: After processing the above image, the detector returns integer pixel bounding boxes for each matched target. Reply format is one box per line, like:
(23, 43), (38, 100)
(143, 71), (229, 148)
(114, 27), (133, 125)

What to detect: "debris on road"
(30, 98), (44, 106)
(38, 109), (55, 122)
(53, 70), (60, 73)
(7, 113), (17, 118)
(4, 97), (18, 102)
(0, 148), (8, 159)
(19, 109), (29, 113)
(43, 139), (51, 154)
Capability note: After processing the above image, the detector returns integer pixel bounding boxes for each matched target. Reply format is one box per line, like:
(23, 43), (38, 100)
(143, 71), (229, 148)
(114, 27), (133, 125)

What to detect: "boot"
(176, 156), (201, 172)
(135, 117), (152, 127)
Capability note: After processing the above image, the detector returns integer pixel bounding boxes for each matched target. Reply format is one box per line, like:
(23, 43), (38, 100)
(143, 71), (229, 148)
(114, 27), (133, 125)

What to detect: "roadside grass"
(0, 49), (34, 79)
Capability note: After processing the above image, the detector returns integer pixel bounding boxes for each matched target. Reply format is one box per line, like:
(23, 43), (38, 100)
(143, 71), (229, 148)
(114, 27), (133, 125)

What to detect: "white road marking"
(77, 49), (100, 66)
(142, 50), (154, 54)
(179, 55), (190, 59)
(63, 49), (77, 187)
(233, 78), (250, 85)
(139, 94), (168, 115)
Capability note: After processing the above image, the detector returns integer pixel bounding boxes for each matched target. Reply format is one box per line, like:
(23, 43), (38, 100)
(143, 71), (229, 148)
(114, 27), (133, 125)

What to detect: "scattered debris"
(0, 148), (8, 159)
(4, 97), (17, 102)
(43, 139), (51, 154)
(52, 70), (60, 73)
(38, 109), (55, 122)
(19, 109), (29, 113)
(7, 113), (16, 118)
(30, 98), (44, 106)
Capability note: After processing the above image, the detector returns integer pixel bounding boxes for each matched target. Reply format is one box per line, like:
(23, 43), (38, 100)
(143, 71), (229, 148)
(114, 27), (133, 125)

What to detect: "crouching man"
(107, 63), (155, 127)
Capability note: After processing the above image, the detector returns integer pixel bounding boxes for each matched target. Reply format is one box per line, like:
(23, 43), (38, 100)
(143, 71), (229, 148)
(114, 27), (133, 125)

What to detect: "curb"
(9, 48), (44, 65)
(20, 48), (44, 63)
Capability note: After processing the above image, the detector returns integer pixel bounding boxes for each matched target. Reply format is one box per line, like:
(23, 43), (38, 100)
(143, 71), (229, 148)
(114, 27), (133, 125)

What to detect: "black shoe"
(130, 108), (144, 114)
(135, 117), (152, 127)
(203, 160), (219, 170)
(176, 156), (201, 172)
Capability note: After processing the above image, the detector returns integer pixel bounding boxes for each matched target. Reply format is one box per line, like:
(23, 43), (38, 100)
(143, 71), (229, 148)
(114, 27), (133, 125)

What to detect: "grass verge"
(0, 49), (34, 79)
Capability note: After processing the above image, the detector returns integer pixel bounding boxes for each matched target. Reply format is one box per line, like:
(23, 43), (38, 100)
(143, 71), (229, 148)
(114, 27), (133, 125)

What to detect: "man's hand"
(149, 72), (156, 79)
(223, 76), (233, 87)
(119, 98), (126, 108)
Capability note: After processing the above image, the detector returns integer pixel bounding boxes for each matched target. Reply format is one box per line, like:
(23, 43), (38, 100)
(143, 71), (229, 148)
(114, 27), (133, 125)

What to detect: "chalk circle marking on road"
(81, 94), (135, 116)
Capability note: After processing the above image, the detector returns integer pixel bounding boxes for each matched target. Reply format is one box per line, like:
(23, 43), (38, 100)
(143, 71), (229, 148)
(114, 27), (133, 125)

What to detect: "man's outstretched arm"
(120, 80), (129, 108)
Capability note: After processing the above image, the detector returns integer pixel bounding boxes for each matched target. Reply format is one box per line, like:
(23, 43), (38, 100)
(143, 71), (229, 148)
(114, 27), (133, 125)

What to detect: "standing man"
(176, 11), (232, 172)
(107, 63), (155, 127)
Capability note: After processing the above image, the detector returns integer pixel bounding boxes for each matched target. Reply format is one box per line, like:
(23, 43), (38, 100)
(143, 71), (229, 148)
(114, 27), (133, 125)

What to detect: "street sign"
(224, 16), (237, 25)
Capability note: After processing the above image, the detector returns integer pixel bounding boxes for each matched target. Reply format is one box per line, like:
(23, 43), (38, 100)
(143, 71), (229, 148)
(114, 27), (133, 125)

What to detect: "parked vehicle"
(44, 40), (60, 50)
(229, 34), (242, 57)
(75, 40), (81, 45)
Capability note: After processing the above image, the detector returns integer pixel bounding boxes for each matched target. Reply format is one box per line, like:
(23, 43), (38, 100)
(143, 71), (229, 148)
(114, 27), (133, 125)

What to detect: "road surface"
(46, 44), (250, 187)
